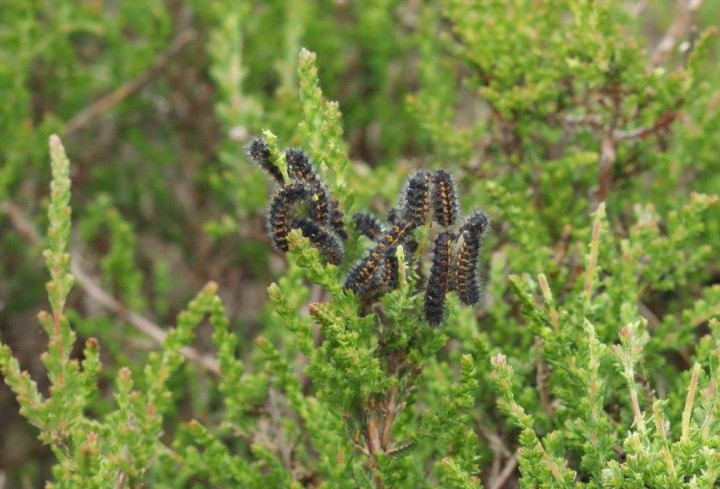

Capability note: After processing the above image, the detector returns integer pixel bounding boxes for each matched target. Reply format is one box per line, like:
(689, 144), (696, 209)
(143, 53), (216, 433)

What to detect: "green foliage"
(2, 1), (720, 487)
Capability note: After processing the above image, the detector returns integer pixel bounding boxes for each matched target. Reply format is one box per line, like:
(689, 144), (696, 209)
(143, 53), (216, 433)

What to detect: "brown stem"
(649, 0), (705, 69)
(2, 199), (221, 376)
(64, 29), (197, 137)
(71, 262), (220, 375)
(595, 135), (617, 206)
(595, 107), (678, 205)
(366, 411), (383, 456)
(561, 114), (603, 130)
(614, 111), (678, 140)
(380, 384), (399, 449)
(365, 403), (385, 489)
(488, 452), (518, 489)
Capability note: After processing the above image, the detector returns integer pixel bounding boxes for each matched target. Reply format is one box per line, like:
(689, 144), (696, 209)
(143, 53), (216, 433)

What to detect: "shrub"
(1, 1), (719, 487)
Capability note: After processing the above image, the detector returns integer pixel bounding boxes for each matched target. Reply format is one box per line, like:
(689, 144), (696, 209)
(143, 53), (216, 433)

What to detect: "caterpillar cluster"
(248, 137), (489, 326)
(248, 138), (346, 265)
(347, 169), (489, 325)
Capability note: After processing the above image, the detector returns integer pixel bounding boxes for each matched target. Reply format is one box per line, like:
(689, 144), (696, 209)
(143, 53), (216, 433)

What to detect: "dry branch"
(1, 198), (220, 376)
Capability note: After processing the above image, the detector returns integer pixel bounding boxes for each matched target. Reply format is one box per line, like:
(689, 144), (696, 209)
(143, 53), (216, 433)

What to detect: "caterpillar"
(400, 171), (432, 228)
(247, 137), (284, 184)
(307, 184), (330, 224)
(344, 247), (385, 294)
(285, 148), (321, 186)
(285, 148), (347, 241)
(353, 212), (385, 241)
(431, 170), (459, 227)
(460, 210), (489, 240)
(424, 231), (456, 326)
(376, 220), (415, 252)
(454, 211), (489, 305)
(267, 184), (310, 252)
(291, 217), (345, 265)
(381, 246), (400, 292)
(328, 197), (348, 241)
(453, 233), (480, 305)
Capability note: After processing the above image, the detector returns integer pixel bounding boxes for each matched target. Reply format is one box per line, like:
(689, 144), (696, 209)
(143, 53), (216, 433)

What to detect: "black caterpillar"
(424, 231), (456, 326)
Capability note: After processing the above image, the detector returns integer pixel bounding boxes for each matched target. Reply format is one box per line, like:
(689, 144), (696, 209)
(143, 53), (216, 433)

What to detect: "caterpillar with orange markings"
(285, 148), (347, 240)
(291, 217), (345, 265)
(328, 197), (347, 240)
(424, 231), (456, 326)
(431, 170), (459, 227)
(453, 211), (489, 305)
(353, 212), (385, 241)
(247, 137), (284, 184)
(381, 246), (400, 292)
(400, 171), (431, 227)
(285, 149), (320, 186)
(344, 247), (385, 294)
(267, 183), (310, 252)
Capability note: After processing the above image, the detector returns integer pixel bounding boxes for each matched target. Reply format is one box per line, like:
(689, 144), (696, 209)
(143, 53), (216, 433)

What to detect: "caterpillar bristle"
(431, 170), (459, 227)
(382, 247), (400, 292)
(285, 149), (320, 185)
(344, 247), (385, 294)
(291, 217), (345, 265)
(403, 238), (419, 256)
(267, 183), (310, 252)
(424, 231), (455, 326)
(387, 207), (401, 225)
(247, 137), (284, 184)
(400, 171), (431, 228)
(329, 198), (348, 241)
(353, 212), (385, 241)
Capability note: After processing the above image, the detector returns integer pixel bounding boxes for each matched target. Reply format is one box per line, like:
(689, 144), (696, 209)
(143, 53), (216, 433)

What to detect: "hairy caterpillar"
(344, 247), (385, 294)
(291, 217), (345, 265)
(247, 137), (284, 184)
(267, 184), (310, 251)
(431, 170), (459, 227)
(400, 171), (431, 227)
(454, 211), (489, 305)
(424, 231), (456, 326)
(353, 212), (385, 241)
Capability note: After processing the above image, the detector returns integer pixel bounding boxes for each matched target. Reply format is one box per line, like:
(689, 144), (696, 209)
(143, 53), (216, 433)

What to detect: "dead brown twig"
(649, 0), (705, 69)
(70, 261), (220, 374)
(614, 111), (679, 141)
(1, 199), (221, 376)
(64, 29), (197, 137)
(559, 107), (679, 207)
(479, 423), (517, 489)
(595, 134), (617, 205)
(488, 452), (518, 489)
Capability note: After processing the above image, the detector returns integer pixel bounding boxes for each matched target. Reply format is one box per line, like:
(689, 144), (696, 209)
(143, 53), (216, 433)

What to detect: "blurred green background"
(1, 1), (719, 486)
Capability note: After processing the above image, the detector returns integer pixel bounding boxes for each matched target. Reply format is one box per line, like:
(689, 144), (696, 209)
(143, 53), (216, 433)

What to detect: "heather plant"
(1, 1), (720, 488)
